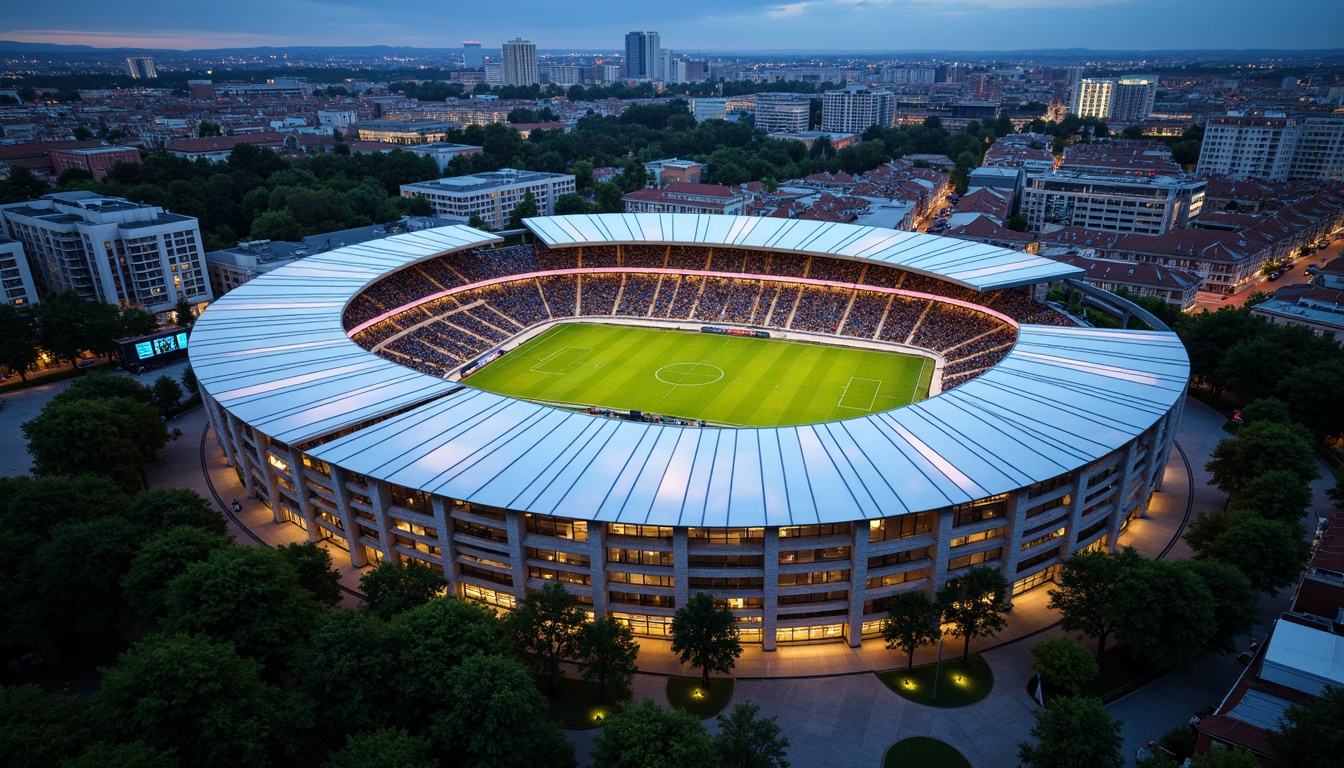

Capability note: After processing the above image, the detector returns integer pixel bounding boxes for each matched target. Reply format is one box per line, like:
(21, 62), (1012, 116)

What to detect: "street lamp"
(931, 619), (950, 705)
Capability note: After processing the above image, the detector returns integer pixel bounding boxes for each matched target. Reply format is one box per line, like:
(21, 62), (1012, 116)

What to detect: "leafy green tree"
(554, 192), (593, 215)
(118, 307), (159, 337)
(163, 545), (324, 669)
(249, 209), (304, 241)
(509, 581), (588, 691)
(23, 397), (168, 491)
(467, 212), (491, 230)
(181, 364), (197, 394)
(1030, 637), (1099, 696)
(1279, 358), (1344, 439)
(277, 541), (343, 606)
(1266, 685), (1344, 768)
(1206, 420), (1318, 497)
(576, 617), (641, 701)
(30, 517), (139, 636)
(92, 633), (307, 768)
(57, 167), (95, 187)
(122, 526), (231, 623)
(714, 700), (791, 768)
(173, 296), (194, 328)
(0, 473), (129, 536)
(35, 291), (91, 364)
(0, 303), (39, 381)
(937, 565), (1008, 661)
(1186, 510), (1311, 595)
(50, 371), (152, 407)
(1176, 307), (1265, 390)
(80, 301), (124, 359)
(1049, 548), (1144, 661)
(1232, 469), (1312, 523)
(1190, 748), (1261, 768)
(125, 487), (226, 536)
(325, 728), (436, 768)
(1111, 558), (1215, 669)
(198, 120), (223, 138)
(359, 559), (446, 619)
(508, 190), (540, 229)
(0, 685), (99, 768)
(296, 608), (397, 734)
(881, 589), (943, 669)
(1179, 559), (1258, 656)
(427, 654), (576, 768)
(62, 741), (175, 768)
(671, 592), (744, 686)
(1239, 397), (1291, 425)
(591, 699), (717, 768)
(387, 598), (509, 727)
(149, 374), (183, 413)
(1017, 696), (1123, 768)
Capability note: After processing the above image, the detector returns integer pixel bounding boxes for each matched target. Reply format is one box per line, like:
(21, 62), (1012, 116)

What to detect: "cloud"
(766, 2), (813, 18)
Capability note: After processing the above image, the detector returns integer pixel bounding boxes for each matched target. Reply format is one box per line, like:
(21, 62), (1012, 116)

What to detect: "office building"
(624, 31), (660, 80)
(0, 238), (38, 307)
(1198, 112), (1344, 182)
(463, 41), (483, 69)
(405, 143), (484, 172)
(691, 98), (727, 122)
(48, 145), (142, 182)
(1021, 171), (1206, 235)
(755, 94), (811, 133)
(484, 62), (504, 86)
(821, 85), (895, 133)
(400, 169), (576, 229)
(125, 56), (157, 80)
(622, 181), (746, 214)
(0, 192), (211, 315)
(501, 39), (538, 87)
(354, 120), (454, 145)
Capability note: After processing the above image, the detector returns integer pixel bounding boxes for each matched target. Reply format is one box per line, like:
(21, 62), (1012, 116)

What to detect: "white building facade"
(0, 238), (38, 307)
(501, 39), (539, 87)
(822, 86), (895, 134)
(400, 169), (576, 229)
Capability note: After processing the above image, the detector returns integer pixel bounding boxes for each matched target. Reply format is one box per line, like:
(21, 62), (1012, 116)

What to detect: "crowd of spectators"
(341, 243), (1080, 383)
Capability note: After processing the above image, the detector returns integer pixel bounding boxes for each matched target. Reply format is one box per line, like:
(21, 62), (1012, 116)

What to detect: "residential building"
(48, 145), (141, 181)
(1021, 171), (1206, 236)
(821, 85), (895, 134)
(623, 182), (747, 215)
(545, 65), (581, 87)
(400, 169), (576, 229)
(1109, 78), (1158, 122)
(405, 142), (484, 172)
(882, 67), (935, 84)
(1198, 112), (1344, 182)
(125, 56), (157, 80)
(354, 120), (454, 145)
(0, 192), (211, 315)
(755, 94), (812, 133)
(484, 62), (504, 87)
(1045, 252), (1201, 309)
(463, 41), (483, 69)
(644, 159), (704, 187)
(1251, 285), (1344, 344)
(0, 238), (38, 306)
(692, 98), (727, 121)
(624, 31), (661, 80)
(317, 110), (359, 132)
(1070, 79), (1114, 120)
(501, 39), (538, 87)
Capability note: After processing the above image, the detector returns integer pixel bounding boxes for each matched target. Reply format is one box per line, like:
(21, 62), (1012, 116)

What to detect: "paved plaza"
(2, 373), (1330, 767)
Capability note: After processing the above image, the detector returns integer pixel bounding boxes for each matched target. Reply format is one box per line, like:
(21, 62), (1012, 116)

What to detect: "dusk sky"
(1, 0), (1338, 52)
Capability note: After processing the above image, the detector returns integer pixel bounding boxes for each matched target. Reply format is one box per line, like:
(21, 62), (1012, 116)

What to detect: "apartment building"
(1021, 171), (1206, 235)
(0, 238), (39, 306)
(400, 169), (575, 229)
(821, 85), (895, 133)
(755, 94), (811, 133)
(501, 39), (539, 87)
(1198, 112), (1344, 182)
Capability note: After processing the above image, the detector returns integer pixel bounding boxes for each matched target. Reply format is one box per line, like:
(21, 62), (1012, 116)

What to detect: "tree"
(467, 212), (491, 230)
(0, 303), (39, 380)
(714, 700), (791, 768)
(428, 654), (576, 768)
(198, 120), (223, 138)
(181, 364), (197, 394)
(0, 473), (129, 536)
(35, 291), (91, 364)
(591, 699), (717, 768)
(119, 307), (159, 337)
(62, 741), (175, 768)
(1206, 421), (1318, 497)
(880, 589), (942, 669)
(23, 397), (167, 491)
(49, 370), (152, 407)
(296, 609), (397, 734)
(249, 209), (303, 241)
(1187, 510), (1311, 595)
(125, 487), (226, 536)
(386, 598), (509, 727)
(1179, 559), (1258, 656)
(173, 296), (194, 328)
(163, 545), (323, 669)
(359, 559), (446, 619)
(1191, 748), (1262, 768)
(937, 565), (1008, 662)
(325, 728), (435, 768)
(150, 374), (183, 413)
(1266, 685), (1344, 768)
(1016, 696), (1123, 768)
(508, 190), (539, 229)
(30, 517), (139, 636)
(575, 617), (641, 701)
(92, 633), (307, 768)
(0, 685), (99, 768)
(509, 581), (588, 691)
(1278, 358), (1344, 440)
(671, 592), (744, 686)
(1111, 558), (1216, 669)
(57, 167), (95, 187)
(1049, 548), (1144, 661)
(1030, 637), (1099, 696)
(277, 541), (343, 606)
(554, 192), (593, 215)
(122, 526), (231, 623)
(1232, 469), (1312, 523)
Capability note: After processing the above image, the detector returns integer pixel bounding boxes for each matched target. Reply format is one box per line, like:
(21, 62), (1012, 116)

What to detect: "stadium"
(190, 214), (1189, 651)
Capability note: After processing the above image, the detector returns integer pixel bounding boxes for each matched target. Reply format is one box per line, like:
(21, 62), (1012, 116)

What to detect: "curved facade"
(192, 215), (1189, 650)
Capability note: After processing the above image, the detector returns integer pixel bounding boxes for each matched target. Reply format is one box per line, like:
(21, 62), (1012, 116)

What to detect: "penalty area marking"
(655, 362), (725, 387)
(838, 377), (882, 411)
(531, 346), (593, 375)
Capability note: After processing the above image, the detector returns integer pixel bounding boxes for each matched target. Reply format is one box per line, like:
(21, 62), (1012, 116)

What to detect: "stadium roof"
(193, 219), (1188, 527)
(525, 213), (1082, 291)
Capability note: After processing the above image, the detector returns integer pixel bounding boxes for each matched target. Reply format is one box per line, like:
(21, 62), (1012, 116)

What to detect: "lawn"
(537, 675), (632, 730)
(666, 676), (735, 719)
(883, 737), (971, 768)
(876, 652), (993, 708)
(464, 323), (932, 427)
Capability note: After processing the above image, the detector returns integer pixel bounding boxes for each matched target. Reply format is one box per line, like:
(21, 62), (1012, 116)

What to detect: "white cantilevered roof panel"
(526, 213), (1081, 291)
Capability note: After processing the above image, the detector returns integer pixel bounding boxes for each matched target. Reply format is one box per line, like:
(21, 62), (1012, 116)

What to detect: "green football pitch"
(463, 323), (934, 427)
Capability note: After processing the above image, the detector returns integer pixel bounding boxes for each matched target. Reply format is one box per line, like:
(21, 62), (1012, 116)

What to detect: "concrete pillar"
(1062, 468), (1090, 560)
(672, 528), (690, 610)
(762, 528), (779, 652)
(367, 480), (401, 564)
(327, 466), (368, 568)
(431, 496), (459, 593)
(286, 447), (318, 543)
(999, 491), (1030, 607)
(846, 525), (871, 647)
(930, 508), (955, 593)
(505, 511), (527, 601)
(224, 413), (255, 498)
(588, 522), (609, 618)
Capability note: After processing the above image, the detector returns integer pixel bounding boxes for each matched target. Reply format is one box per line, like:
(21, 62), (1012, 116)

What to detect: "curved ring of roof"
(191, 215), (1190, 528)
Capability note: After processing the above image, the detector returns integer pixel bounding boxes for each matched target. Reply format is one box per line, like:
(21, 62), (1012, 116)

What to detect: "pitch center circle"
(655, 362), (725, 386)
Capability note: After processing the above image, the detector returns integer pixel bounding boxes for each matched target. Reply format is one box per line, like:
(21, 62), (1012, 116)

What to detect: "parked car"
(1268, 270), (1285, 281)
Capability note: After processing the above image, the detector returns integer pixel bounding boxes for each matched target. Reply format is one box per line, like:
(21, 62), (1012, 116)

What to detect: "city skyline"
(1, 0), (1340, 53)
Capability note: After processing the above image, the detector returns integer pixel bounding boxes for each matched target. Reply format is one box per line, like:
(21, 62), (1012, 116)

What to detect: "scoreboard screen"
(119, 330), (190, 368)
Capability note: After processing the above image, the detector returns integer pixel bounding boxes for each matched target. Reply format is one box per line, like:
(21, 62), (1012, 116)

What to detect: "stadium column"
(250, 431), (284, 525)
(929, 508), (956, 600)
(505, 512), (528, 599)
(846, 524), (871, 648)
(430, 497), (460, 594)
(588, 523), (609, 617)
(998, 491), (1030, 609)
(223, 412), (256, 498)
(202, 393), (235, 468)
(286, 446), (319, 543)
(1105, 440), (1140, 552)
(326, 466), (369, 568)
(365, 481), (401, 565)
(762, 528), (779, 652)
(672, 528), (690, 617)
(1061, 465), (1091, 562)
